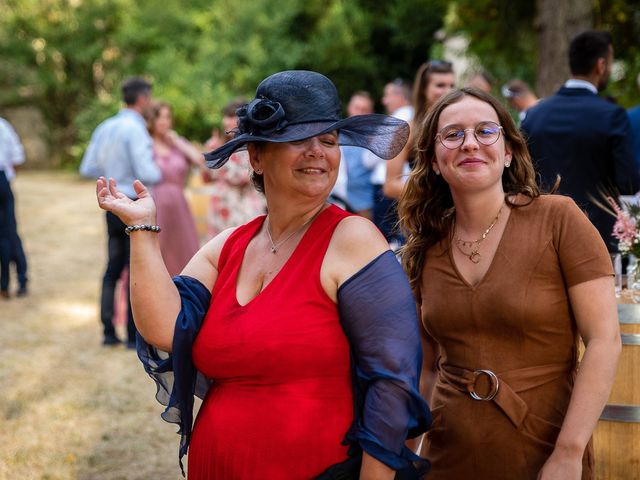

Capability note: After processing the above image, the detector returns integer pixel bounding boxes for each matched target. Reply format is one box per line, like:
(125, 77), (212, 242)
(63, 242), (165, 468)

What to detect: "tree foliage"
(448, 0), (640, 104)
(3, 0), (637, 168)
(596, 0), (640, 106)
(0, 0), (447, 167)
(450, 0), (538, 86)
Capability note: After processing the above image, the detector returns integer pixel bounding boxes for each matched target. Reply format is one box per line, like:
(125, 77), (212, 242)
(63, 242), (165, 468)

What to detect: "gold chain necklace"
(454, 205), (504, 264)
(265, 206), (324, 254)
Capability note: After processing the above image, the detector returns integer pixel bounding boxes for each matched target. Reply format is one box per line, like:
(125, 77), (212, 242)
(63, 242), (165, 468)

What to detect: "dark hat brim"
(204, 114), (409, 169)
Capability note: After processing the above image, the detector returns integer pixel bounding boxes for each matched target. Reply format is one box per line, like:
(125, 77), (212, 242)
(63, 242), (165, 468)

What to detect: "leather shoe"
(102, 335), (122, 346)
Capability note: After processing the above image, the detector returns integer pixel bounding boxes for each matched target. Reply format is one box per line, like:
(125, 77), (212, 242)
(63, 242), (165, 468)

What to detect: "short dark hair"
(569, 30), (612, 76)
(121, 77), (152, 106)
(223, 98), (247, 118)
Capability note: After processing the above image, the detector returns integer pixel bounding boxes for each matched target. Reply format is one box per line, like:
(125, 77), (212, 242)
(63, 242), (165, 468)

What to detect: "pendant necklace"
(265, 206), (324, 254)
(454, 204), (504, 264)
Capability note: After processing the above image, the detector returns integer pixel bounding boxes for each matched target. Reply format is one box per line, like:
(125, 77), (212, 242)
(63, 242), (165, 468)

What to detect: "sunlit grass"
(0, 172), (180, 480)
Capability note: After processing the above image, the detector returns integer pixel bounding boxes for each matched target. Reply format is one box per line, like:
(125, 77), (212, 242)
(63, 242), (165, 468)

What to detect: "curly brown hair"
(398, 88), (544, 296)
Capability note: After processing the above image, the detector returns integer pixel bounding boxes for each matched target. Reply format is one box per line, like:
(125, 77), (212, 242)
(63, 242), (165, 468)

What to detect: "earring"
(434, 170), (440, 176)
(255, 169), (263, 175)
(504, 162), (511, 168)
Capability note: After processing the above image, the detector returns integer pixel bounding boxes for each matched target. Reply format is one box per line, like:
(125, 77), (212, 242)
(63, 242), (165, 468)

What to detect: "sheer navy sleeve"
(136, 275), (212, 476)
(338, 250), (431, 471)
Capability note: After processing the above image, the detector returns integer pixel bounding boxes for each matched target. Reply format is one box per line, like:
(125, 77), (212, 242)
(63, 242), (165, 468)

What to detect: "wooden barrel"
(593, 303), (640, 479)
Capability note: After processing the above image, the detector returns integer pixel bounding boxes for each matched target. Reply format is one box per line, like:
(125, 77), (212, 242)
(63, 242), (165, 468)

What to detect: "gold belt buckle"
(469, 369), (499, 401)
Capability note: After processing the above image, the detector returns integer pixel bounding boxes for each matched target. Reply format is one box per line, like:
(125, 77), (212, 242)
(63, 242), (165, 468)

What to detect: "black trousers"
(100, 212), (136, 342)
(0, 170), (27, 292)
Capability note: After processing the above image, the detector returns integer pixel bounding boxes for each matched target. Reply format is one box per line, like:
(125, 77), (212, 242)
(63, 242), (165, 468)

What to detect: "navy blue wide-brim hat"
(204, 70), (410, 169)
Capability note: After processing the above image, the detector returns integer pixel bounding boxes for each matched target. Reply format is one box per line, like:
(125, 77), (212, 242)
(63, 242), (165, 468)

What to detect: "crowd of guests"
(0, 24), (632, 479)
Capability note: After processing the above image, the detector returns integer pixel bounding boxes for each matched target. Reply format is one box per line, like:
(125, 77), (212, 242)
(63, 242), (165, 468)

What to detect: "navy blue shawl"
(137, 250), (430, 476)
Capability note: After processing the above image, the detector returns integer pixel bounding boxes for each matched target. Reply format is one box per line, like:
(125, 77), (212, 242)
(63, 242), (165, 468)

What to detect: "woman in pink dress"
(146, 101), (203, 276)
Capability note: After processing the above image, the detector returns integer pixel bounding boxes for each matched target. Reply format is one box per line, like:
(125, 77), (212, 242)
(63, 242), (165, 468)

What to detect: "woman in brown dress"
(398, 87), (621, 479)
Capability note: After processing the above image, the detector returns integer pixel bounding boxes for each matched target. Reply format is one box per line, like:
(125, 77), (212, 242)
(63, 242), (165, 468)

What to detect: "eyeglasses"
(436, 121), (504, 150)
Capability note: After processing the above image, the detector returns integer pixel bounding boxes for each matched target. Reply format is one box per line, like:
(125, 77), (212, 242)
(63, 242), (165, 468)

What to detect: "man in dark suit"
(629, 103), (640, 168)
(522, 30), (640, 251)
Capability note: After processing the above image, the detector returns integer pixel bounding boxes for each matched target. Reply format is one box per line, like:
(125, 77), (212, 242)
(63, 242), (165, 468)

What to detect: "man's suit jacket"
(628, 105), (640, 168)
(521, 86), (640, 251)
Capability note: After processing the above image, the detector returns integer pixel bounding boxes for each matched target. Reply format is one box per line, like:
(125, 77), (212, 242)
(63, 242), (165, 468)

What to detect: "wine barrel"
(593, 303), (640, 480)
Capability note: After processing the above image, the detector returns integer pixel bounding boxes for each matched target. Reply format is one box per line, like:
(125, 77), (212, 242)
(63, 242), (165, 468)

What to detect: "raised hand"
(96, 177), (157, 226)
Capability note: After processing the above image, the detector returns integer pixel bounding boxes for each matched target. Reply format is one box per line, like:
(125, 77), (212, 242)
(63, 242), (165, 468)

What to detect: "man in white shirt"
(0, 117), (27, 299)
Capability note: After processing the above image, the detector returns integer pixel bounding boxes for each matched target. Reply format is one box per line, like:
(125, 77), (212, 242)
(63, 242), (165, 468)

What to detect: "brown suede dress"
(420, 195), (613, 480)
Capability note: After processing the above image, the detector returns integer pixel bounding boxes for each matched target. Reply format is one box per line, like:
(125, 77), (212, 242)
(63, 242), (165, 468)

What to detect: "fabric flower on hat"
(237, 97), (288, 136)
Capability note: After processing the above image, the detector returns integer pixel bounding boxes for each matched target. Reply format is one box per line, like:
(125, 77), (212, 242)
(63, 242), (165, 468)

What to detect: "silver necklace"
(265, 207), (324, 254)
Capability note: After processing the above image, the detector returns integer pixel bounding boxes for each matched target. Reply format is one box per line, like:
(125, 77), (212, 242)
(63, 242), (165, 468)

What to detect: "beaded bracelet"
(125, 224), (161, 236)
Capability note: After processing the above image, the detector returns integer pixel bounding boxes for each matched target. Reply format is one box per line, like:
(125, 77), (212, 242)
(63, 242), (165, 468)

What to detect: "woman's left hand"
(96, 177), (157, 226)
(537, 449), (582, 480)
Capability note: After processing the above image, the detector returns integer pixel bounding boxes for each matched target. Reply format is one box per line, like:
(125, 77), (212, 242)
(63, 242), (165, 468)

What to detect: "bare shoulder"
(324, 215), (390, 287)
(199, 227), (239, 270)
(333, 215), (389, 254)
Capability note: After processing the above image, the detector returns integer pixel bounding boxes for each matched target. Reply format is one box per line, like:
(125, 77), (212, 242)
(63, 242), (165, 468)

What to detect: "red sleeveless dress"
(189, 205), (353, 479)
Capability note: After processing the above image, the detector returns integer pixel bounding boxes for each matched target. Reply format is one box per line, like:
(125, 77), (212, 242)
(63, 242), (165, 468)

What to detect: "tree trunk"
(534, 0), (593, 97)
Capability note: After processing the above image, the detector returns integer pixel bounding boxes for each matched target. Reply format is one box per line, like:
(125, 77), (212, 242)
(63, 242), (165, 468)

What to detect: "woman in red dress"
(95, 71), (430, 479)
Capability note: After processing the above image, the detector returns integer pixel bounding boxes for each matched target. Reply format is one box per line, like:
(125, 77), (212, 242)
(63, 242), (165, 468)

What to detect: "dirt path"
(1, 171), (180, 479)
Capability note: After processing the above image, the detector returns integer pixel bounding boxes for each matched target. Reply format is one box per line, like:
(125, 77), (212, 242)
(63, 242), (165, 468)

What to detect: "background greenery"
(0, 0), (638, 167)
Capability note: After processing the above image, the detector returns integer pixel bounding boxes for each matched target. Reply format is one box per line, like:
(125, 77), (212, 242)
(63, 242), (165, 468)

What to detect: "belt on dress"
(438, 361), (573, 429)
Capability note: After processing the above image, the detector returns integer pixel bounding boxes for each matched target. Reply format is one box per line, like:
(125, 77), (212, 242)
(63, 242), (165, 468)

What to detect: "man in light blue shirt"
(80, 77), (161, 347)
(0, 116), (28, 299)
